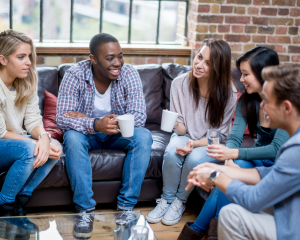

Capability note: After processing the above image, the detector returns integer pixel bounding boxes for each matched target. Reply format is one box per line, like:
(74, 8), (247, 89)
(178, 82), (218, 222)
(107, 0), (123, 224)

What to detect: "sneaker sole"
(73, 230), (93, 239)
(161, 207), (186, 226)
(145, 215), (163, 224)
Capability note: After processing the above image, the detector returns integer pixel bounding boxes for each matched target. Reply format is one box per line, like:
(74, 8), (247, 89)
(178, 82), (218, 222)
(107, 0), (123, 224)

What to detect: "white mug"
(160, 110), (179, 132)
(117, 114), (135, 137)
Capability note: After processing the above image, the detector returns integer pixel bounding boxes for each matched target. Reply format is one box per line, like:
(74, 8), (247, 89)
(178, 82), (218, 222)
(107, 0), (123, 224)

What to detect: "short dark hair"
(89, 33), (118, 57)
(262, 64), (300, 115)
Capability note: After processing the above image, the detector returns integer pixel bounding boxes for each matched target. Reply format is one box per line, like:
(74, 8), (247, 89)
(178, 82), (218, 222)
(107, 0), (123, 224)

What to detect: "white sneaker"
(146, 198), (170, 223)
(162, 197), (186, 226)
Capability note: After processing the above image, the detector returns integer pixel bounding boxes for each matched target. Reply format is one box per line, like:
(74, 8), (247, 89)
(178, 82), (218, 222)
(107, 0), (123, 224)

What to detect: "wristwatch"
(38, 131), (51, 141)
(208, 169), (221, 182)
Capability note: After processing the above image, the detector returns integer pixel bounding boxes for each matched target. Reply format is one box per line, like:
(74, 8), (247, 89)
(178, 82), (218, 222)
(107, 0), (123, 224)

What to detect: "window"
(0, 0), (188, 44)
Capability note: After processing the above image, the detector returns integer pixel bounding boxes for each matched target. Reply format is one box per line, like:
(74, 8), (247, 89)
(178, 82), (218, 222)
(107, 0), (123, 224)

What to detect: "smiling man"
(186, 64), (300, 240)
(56, 33), (152, 239)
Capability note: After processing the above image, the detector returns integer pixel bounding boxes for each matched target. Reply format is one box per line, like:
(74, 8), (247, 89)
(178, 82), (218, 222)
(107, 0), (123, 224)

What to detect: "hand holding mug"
(95, 114), (119, 135)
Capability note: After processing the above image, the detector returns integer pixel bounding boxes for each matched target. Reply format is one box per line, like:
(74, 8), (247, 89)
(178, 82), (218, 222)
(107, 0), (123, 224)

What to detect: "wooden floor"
(26, 201), (199, 240)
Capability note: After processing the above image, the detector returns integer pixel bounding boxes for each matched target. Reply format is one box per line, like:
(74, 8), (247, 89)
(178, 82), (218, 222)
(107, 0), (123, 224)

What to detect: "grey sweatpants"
(218, 204), (277, 240)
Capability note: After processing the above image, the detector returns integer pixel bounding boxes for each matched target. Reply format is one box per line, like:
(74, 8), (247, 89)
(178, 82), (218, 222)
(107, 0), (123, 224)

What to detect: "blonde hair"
(0, 29), (38, 107)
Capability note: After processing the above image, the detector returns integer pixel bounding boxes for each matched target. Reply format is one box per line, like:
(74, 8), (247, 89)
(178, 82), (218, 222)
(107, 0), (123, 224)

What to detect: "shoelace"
(155, 198), (168, 212)
(170, 198), (181, 213)
(120, 211), (136, 221)
(78, 214), (92, 227)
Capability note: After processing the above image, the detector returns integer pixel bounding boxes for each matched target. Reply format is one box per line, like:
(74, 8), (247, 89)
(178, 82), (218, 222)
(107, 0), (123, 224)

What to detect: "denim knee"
(234, 159), (254, 169)
(133, 127), (153, 150)
(63, 130), (88, 148)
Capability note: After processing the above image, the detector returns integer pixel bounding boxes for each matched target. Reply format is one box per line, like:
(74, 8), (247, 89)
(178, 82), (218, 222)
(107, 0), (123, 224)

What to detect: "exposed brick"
(123, 57), (132, 64)
(232, 25), (244, 33)
(45, 56), (61, 66)
(189, 41), (202, 50)
(160, 58), (175, 64)
(298, 0), (300, 6)
(275, 45), (287, 53)
(218, 25), (230, 33)
(252, 35), (267, 43)
(198, 5), (210, 12)
(244, 44), (255, 52)
(248, 7), (259, 15)
(296, 19), (300, 26)
(272, 0), (296, 6)
(261, 8), (277, 16)
(61, 57), (75, 64)
(253, 0), (270, 4)
(198, 15), (223, 23)
(196, 25), (209, 33)
(278, 55), (290, 62)
(210, 25), (217, 33)
(276, 27), (288, 35)
(36, 56), (44, 65)
(268, 36), (291, 44)
(225, 34), (251, 42)
(176, 58), (188, 65)
(196, 34), (223, 41)
(76, 56), (89, 62)
(258, 44), (276, 50)
(234, 7), (246, 14)
(258, 26), (275, 34)
(289, 27), (299, 35)
(290, 9), (300, 16)
(253, 17), (269, 25)
(291, 55), (300, 62)
(196, 0), (225, 3)
(269, 18), (293, 26)
(232, 53), (242, 61)
(220, 6), (233, 13)
(288, 46), (300, 53)
(147, 58), (159, 64)
(211, 5), (220, 13)
(278, 9), (289, 15)
(227, 0), (251, 3)
(230, 44), (242, 52)
(293, 37), (300, 43)
(245, 26), (257, 33)
(225, 16), (251, 24)
(132, 57), (146, 65)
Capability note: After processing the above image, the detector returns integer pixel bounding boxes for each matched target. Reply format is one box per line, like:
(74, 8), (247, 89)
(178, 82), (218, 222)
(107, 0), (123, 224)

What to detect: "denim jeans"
(63, 127), (152, 212)
(190, 158), (274, 233)
(161, 134), (219, 204)
(0, 137), (58, 205)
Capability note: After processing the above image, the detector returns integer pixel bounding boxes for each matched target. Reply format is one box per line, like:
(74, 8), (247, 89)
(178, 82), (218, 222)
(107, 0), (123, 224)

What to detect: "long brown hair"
(189, 38), (232, 128)
(0, 29), (38, 107)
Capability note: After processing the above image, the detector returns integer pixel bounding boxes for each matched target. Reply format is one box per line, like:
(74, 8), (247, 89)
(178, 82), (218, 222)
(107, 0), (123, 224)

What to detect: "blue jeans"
(0, 138), (58, 205)
(190, 158), (274, 233)
(63, 127), (152, 212)
(161, 134), (219, 203)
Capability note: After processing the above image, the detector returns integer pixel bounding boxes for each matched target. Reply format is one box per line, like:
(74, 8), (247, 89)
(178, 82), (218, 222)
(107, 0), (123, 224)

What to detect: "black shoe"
(73, 213), (94, 239)
(14, 195), (30, 216)
(4, 218), (39, 235)
(0, 202), (17, 217)
(6, 223), (30, 240)
(116, 208), (137, 223)
(177, 222), (205, 240)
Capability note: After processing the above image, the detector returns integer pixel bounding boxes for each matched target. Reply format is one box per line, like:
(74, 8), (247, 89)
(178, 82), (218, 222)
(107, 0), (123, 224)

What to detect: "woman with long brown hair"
(146, 38), (237, 226)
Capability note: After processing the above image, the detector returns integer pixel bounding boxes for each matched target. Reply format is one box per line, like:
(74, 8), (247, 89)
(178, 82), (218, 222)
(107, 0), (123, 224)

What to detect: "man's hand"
(176, 139), (193, 156)
(207, 145), (239, 161)
(225, 159), (240, 168)
(95, 114), (119, 135)
(65, 111), (89, 119)
(185, 166), (215, 192)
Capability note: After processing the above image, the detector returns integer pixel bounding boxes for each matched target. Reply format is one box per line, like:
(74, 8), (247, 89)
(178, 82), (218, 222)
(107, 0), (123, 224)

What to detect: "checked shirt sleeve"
(124, 68), (146, 127)
(56, 71), (96, 135)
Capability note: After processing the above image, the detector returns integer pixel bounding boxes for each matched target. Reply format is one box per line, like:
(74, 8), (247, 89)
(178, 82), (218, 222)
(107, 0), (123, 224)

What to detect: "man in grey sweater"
(185, 64), (300, 240)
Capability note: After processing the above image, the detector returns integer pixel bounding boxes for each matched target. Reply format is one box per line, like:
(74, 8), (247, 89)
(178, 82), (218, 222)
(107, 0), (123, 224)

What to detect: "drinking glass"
(131, 225), (149, 240)
(207, 129), (220, 155)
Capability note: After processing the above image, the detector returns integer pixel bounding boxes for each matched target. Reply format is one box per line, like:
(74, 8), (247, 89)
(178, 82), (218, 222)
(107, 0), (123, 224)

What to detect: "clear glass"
(131, 225), (149, 240)
(207, 129), (220, 149)
(43, 0), (70, 41)
(102, 0), (129, 42)
(0, 0), (10, 32)
(73, 0), (99, 41)
(159, 1), (179, 43)
(12, 0), (40, 40)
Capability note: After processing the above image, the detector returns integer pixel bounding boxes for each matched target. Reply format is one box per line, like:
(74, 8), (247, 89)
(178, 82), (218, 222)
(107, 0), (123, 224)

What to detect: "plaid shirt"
(56, 60), (146, 135)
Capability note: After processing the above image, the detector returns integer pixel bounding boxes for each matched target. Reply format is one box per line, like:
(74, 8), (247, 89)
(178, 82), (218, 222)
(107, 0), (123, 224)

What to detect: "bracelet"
(38, 131), (51, 141)
(94, 118), (99, 132)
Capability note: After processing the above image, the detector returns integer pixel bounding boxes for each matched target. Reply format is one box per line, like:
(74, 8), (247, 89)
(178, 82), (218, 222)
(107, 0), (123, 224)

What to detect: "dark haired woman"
(177, 46), (289, 240)
(146, 39), (237, 226)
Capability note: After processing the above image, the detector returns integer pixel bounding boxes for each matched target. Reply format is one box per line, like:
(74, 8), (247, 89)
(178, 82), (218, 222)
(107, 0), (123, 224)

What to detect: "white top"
(91, 83), (112, 119)
(0, 77), (43, 138)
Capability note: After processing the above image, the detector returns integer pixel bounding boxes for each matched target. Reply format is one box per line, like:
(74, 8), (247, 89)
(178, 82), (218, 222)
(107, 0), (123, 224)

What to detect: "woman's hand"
(176, 139), (193, 156)
(225, 159), (240, 168)
(206, 145), (239, 161)
(185, 166), (215, 192)
(33, 135), (50, 168)
(49, 141), (63, 160)
(65, 111), (89, 119)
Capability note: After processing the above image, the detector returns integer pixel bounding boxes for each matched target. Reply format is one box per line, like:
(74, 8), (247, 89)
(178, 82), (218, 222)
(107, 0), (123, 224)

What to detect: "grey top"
(226, 98), (289, 160)
(226, 127), (300, 239)
(170, 72), (237, 142)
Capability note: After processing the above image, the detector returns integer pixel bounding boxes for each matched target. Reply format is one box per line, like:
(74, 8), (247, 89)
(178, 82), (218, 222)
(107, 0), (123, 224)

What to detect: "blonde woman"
(0, 30), (62, 218)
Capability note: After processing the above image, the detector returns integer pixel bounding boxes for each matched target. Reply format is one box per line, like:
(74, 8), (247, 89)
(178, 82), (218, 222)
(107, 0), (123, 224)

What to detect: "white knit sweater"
(0, 78), (43, 138)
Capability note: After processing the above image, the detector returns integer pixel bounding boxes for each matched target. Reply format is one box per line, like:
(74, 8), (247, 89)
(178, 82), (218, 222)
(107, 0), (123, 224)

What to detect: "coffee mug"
(160, 110), (179, 132)
(117, 114), (135, 137)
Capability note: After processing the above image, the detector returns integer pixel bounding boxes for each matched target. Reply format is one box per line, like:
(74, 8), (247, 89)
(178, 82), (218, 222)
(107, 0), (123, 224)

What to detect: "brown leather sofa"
(0, 63), (254, 207)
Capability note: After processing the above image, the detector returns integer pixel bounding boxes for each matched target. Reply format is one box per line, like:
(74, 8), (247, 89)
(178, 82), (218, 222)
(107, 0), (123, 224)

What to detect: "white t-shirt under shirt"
(91, 82), (112, 119)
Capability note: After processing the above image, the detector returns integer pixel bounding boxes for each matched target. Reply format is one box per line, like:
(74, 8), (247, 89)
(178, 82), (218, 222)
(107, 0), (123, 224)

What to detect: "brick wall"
(36, 55), (190, 68)
(188, 0), (300, 65)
